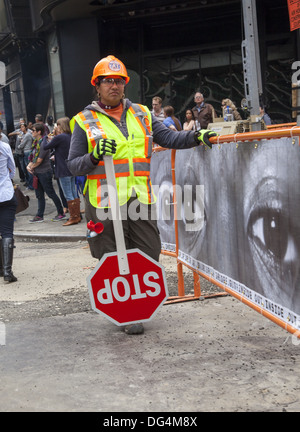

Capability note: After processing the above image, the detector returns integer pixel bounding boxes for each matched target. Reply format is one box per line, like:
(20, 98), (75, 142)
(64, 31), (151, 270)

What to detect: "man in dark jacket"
(192, 92), (215, 129)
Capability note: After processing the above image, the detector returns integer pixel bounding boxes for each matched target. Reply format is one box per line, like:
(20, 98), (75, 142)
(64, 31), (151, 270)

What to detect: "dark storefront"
(0, 0), (297, 132)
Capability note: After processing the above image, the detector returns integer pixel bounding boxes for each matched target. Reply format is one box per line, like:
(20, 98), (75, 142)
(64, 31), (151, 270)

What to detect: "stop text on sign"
(98, 271), (161, 304)
(87, 249), (168, 325)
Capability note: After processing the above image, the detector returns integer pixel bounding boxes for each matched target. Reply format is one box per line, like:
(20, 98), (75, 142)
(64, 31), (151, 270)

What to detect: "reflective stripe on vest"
(72, 104), (156, 208)
(129, 104), (152, 159)
(87, 158), (130, 179)
(77, 109), (107, 147)
(133, 158), (151, 176)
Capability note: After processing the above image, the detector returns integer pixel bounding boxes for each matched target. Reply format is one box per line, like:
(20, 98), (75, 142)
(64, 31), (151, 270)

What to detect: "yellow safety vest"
(71, 103), (156, 209)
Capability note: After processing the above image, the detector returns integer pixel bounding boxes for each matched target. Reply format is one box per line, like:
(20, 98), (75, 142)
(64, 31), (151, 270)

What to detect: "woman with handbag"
(0, 134), (18, 282)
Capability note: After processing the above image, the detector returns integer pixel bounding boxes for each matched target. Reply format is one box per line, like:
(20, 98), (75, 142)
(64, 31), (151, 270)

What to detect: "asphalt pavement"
(1, 177), (299, 413)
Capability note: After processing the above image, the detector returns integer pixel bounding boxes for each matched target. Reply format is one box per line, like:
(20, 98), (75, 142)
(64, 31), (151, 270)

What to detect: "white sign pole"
(103, 154), (130, 275)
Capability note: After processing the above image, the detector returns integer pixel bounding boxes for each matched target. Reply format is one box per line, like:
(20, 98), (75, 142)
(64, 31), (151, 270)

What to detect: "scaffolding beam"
(241, 0), (262, 118)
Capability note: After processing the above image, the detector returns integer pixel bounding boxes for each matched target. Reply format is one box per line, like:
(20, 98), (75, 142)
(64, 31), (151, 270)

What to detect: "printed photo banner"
(150, 138), (300, 334)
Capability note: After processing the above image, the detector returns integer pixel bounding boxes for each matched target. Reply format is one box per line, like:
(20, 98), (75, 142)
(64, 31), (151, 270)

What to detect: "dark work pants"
(14, 154), (25, 181)
(35, 170), (63, 218)
(0, 195), (17, 238)
(85, 192), (161, 262)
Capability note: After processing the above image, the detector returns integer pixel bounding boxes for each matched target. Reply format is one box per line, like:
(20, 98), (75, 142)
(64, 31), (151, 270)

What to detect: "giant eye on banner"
(287, 0), (300, 31)
(150, 137), (300, 334)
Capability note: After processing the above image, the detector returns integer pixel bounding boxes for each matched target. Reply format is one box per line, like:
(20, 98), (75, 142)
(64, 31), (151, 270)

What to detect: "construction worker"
(67, 55), (216, 335)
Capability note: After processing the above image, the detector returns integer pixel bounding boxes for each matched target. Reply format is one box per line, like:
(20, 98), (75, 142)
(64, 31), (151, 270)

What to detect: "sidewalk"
(14, 180), (87, 242)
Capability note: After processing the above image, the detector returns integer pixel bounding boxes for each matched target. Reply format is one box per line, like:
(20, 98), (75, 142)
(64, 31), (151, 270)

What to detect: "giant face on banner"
(151, 137), (300, 321)
(151, 150), (176, 250)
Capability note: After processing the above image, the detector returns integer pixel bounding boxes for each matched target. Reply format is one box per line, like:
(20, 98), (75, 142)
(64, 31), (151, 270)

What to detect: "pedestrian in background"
(183, 109), (196, 131)
(151, 96), (164, 122)
(0, 134), (18, 282)
(192, 92), (215, 129)
(9, 120), (26, 183)
(17, 123), (34, 189)
(221, 98), (242, 121)
(35, 114), (50, 135)
(46, 115), (55, 134)
(27, 123), (66, 223)
(259, 106), (272, 125)
(43, 117), (81, 226)
(163, 105), (182, 131)
(0, 121), (9, 144)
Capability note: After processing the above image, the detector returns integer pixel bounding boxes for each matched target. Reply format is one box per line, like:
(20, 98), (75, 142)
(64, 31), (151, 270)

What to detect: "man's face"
(194, 93), (203, 104)
(32, 127), (41, 139)
(152, 100), (162, 113)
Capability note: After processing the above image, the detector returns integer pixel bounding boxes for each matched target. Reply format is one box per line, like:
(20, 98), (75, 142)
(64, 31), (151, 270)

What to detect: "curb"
(14, 232), (87, 243)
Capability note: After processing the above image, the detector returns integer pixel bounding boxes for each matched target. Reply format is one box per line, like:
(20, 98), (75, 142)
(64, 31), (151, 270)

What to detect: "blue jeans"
(35, 170), (64, 218)
(23, 151), (33, 189)
(59, 176), (77, 201)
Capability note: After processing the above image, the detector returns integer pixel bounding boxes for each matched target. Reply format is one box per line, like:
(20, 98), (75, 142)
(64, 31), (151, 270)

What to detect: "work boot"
(2, 238), (17, 283)
(124, 323), (144, 335)
(0, 239), (3, 277)
(63, 199), (82, 226)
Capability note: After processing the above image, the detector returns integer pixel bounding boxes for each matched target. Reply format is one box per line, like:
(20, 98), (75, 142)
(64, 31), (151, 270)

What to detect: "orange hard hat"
(91, 55), (130, 86)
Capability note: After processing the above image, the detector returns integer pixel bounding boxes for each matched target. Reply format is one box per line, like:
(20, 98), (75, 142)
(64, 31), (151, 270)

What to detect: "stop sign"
(87, 248), (169, 326)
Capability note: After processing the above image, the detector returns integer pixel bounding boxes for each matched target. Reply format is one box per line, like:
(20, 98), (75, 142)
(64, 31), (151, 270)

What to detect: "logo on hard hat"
(108, 61), (121, 72)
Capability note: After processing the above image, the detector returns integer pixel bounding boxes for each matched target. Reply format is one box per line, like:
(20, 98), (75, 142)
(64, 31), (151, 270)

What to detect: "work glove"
(92, 138), (117, 161)
(194, 129), (218, 149)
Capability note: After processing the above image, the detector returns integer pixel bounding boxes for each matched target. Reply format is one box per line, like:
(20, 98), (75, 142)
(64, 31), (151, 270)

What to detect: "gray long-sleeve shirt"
(17, 131), (33, 152)
(67, 98), (199, 176)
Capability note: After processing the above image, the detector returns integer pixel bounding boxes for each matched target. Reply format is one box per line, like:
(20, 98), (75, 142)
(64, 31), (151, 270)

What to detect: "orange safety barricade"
(267, 122), (296, 129)
(153, 125), (300, 337)
(153, 146), (227, 304)
(208, 125), (300, 145)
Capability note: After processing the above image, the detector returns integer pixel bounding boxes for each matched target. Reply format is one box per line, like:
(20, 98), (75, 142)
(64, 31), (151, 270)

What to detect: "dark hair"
(164, 105), (174, 117)
(164, 105), (182, 131)
(0, 121), (3, 130)
(35, 114), (43, 122)
(185, 109), (195, 121)
(33, 122), (45, 136)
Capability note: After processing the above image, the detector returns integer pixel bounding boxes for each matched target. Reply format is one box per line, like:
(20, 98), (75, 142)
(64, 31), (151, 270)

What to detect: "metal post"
(241, 0), (262, 126)
(297, 29), (300, 127)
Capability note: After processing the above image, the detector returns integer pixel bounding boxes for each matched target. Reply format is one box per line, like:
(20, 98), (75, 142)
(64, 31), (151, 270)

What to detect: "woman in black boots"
(0, 134), (18, 283)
